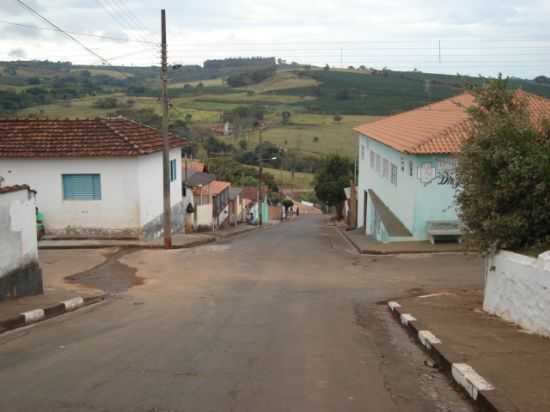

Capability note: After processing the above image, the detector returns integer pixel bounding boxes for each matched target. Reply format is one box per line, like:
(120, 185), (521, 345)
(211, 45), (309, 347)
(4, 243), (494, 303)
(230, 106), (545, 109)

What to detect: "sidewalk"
(39, 224), (259, 250)
(1, 248), (108, 331)
(340, 227), (467, 254)
(395, 289), (550, 412)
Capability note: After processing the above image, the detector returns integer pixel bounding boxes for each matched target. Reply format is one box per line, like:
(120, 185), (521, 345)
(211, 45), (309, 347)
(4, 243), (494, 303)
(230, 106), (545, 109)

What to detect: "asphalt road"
(0, 216), (483, 412)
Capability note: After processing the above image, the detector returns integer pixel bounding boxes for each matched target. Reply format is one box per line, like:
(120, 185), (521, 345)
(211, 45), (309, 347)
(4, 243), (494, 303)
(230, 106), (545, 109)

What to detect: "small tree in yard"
(314, 155), (354, 219)
(455, 77), (550, 255)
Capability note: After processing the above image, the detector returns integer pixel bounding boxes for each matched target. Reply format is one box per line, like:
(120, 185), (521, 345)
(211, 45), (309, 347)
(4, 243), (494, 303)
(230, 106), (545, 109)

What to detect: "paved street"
(0, 216), (483, 412)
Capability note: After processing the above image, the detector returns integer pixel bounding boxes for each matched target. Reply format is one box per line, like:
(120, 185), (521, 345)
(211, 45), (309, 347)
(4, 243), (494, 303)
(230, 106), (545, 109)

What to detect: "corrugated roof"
(0, 118), (186, 158)
(354, 91), (550, 154)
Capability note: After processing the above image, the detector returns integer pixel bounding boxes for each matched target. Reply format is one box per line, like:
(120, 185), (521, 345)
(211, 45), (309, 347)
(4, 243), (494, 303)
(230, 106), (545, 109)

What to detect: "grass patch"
(249, 165), (314, 189)
(244, 71), (318, 93)
(169, 78), (224, 88)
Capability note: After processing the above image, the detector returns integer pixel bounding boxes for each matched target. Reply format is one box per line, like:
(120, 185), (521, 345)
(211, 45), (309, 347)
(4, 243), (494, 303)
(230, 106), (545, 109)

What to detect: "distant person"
(296, 207), (300, 216)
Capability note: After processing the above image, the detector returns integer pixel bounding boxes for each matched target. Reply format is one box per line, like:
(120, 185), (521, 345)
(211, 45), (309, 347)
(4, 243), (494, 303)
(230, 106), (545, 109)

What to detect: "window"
(360, 145), (365, 160)
(170, 159), (177, 182)
(375, 154), (381, 174)
(62, 174), (101, 200)
(382, 158), (389, 178)
(391, 164), (398, 186)
(370, 150), (375, 169)
(409, 160), (414, 177)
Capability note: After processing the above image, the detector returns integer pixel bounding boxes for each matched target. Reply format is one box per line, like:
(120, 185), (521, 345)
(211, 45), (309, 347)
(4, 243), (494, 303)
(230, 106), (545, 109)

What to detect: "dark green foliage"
(93, 97), (119, 109)
(204, 57), (276, 70)
(313, 155), (354, 217)
(226, 66), (277, 87)
(455, 77), (550, 254)
(207, 158), (279, 193)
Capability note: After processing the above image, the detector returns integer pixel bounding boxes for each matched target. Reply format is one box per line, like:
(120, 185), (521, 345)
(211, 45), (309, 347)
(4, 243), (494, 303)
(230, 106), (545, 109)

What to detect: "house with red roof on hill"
(354, 91), (550, 243)
(0, 118), (188, 239)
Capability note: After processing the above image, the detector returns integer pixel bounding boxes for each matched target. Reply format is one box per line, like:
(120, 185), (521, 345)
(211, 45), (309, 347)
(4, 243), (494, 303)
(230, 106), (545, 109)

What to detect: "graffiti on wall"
(418, 158), (457, 187)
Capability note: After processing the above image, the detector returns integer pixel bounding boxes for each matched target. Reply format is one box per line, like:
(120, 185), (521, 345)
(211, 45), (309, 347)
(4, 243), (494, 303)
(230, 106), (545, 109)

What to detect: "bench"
(427, 220), (462, 244)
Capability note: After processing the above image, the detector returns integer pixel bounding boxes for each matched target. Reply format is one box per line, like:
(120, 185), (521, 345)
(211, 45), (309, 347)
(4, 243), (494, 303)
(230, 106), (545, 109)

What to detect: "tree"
(313, 155), (354, 219)
(333, 114), (343, 122)
(455, 77), (550, 255)
(281, 111), (291, 125)
(323, 64), (330, 71)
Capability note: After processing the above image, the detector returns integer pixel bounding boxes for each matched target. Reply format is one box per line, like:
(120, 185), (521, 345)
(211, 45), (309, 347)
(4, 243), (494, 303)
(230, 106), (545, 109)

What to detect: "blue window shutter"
(62, 174), (101, 200)
(170, 159), (177, 182)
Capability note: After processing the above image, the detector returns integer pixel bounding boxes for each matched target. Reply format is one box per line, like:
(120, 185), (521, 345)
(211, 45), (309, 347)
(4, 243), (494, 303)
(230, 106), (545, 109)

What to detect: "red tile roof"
(240, 186), (260, 202)
(193, 180), (230, 196)
(0, 118), (187, 158)
(0, 184), (35, 194)
(354, 91), (550, 154)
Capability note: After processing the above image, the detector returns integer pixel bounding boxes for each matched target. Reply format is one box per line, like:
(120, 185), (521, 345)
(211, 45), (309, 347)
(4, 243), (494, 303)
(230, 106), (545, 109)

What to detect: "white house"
(0, 184), (43, 299)
(0, 118), (187, 239)
(354, 91), (550, 243)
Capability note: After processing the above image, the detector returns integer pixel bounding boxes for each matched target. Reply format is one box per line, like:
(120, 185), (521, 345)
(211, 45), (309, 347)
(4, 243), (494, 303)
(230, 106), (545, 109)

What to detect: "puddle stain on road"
(66, 248), (144, 294)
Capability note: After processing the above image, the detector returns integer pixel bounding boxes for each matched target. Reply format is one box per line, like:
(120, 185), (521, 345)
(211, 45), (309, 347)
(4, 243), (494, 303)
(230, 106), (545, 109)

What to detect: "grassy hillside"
(5, 60), (550, 162)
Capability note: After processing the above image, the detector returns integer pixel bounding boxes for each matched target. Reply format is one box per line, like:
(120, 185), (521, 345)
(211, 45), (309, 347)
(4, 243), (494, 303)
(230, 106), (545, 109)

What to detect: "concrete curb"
(0, 294), (107, 335)
(386, 301), (519, 412)
(338, 228), (467, 255)
(37, 226), (263, 250)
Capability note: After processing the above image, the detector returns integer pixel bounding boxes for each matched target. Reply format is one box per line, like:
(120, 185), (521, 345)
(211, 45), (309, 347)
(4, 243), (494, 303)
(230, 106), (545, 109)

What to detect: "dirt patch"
(66, 248), (144, 293)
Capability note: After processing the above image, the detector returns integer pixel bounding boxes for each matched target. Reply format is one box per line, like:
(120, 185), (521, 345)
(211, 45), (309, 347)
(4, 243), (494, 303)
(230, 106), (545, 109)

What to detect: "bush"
(93, 97), (118, 109)
(455, 77), (550, 254)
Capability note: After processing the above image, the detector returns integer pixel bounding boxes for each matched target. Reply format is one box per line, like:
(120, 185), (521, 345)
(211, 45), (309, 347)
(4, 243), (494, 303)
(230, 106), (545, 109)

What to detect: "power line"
(0, 19), (158, 45)
(96, 0), (152, 45)
(14, 0), (111, 64)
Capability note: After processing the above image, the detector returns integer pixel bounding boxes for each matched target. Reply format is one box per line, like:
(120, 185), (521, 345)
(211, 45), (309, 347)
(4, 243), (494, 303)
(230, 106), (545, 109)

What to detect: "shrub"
(455, 77), (550, 254)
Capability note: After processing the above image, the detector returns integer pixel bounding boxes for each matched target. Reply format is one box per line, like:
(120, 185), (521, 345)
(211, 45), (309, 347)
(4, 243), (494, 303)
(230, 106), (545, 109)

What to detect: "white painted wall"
(1, 157), (140, 234)
(484, 250), (550, 337)
(137, 149), (183, 227)
(0, 149), (183, 236)
(195, 204), (213, 228)
(0, 189), (38, 277)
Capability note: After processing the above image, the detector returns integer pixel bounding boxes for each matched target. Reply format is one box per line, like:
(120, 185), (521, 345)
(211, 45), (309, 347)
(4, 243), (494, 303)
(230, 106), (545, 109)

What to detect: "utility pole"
(257, 127), (263, 227)
(160, 9), (172, 248)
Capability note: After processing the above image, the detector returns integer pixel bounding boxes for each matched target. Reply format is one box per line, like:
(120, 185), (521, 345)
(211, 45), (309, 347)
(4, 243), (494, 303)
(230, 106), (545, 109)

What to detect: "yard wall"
(484, 250), (550, 337)
(0, 189), (42, 299)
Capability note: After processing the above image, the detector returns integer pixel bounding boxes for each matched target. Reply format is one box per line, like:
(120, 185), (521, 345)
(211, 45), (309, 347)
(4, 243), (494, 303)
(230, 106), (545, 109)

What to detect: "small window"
(391, 164), (398, 186)
(170, 159), (177, 182)
(370, 150), (375, 169)
(382, 158), (389, 178)
(360, 145), (365, 161)
(62, 174), (101, 200)
(375, 154), (381, 174)
(409, 160), (414, 177)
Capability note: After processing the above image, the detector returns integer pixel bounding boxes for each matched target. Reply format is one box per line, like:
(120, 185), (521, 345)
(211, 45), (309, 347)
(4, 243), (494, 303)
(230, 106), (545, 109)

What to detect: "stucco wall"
(357, 134), (458, 241)
(484, 250), (550, 337)
(0, 189), (42, 299)
(1, 157), (141, 236)
(1, 149), (183, 238)
(195, 204), (213, 230)
(137, 149), (183, 238)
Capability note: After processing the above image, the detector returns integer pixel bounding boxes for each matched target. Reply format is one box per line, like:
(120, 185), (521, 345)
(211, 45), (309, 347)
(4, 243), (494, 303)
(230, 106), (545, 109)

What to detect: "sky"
(1, 0), (550, 78)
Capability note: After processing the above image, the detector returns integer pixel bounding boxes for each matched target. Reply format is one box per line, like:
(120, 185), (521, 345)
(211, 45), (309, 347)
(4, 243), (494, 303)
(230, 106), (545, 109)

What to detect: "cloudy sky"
(1, 0), (550, 78)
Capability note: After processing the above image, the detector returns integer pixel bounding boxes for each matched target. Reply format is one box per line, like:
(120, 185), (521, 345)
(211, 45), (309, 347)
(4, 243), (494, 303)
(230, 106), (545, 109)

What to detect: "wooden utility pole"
(257, 127), (263, 227)
(160, 9), (172, 248)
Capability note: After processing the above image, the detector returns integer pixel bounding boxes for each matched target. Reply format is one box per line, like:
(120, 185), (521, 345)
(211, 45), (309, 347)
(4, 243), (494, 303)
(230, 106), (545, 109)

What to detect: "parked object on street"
(485, 250), (550, 337)
(0, 184), (43, 300)
(354, 91), (550, 243)
(0, 118), (188, 240)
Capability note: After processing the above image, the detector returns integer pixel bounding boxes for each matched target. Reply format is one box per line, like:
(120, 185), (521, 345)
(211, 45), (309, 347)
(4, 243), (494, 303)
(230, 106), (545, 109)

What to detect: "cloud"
(0, 0), (548, 77)
(8, 48), (27, 59)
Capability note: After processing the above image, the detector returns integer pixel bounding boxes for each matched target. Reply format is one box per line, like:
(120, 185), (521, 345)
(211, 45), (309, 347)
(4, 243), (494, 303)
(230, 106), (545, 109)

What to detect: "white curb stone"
(22, 309), (45, 324)
(418, 330), (442, 349)
(387, 301), (401, 311)
(400, 313), (416, 325)
(62, 296), (85, 311)
(452, 363), (494, 400)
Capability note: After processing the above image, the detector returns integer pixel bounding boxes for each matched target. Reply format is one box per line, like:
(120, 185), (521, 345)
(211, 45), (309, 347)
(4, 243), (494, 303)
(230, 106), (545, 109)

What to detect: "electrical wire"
(14, 0), (111, 65)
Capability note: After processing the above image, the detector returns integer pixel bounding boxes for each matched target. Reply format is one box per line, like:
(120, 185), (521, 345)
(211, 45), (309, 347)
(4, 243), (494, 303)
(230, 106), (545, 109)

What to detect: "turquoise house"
(354, 91), (550, 243)
(354, 93), (472, 243)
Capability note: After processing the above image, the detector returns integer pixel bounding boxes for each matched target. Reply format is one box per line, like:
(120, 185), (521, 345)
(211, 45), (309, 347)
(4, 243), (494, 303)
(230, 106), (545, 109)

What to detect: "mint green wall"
(357, 134), (458, 242)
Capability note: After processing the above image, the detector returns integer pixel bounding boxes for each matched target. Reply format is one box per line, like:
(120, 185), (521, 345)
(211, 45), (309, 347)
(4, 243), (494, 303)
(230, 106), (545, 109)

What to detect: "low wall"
(484, 250), (550, 337)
